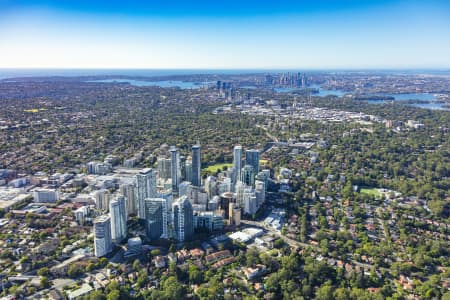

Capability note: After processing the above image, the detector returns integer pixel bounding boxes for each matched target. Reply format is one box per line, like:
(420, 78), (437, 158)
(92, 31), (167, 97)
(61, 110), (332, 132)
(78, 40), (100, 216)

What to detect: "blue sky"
(0, 0), (449, 69)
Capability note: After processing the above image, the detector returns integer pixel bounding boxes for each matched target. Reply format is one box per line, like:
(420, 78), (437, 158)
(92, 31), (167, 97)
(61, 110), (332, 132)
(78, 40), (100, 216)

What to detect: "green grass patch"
(24, 108), (48, 113)
(203, 163), (233, 173)
(360, 188), (382, 199)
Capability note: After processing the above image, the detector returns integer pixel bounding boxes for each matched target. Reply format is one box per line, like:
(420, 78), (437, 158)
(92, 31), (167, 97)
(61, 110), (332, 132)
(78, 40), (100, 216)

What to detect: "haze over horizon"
(1, 0), (449, 69)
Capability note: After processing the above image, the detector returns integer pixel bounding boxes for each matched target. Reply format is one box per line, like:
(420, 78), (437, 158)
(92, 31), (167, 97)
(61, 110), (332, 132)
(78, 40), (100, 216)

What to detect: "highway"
(256, 124), (279, 143)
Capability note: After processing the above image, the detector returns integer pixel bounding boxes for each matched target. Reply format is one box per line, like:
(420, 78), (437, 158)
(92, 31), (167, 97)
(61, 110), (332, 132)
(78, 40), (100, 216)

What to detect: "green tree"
(99, 257), (108, 266)
(151, 249), (161, 256)
(37, 267), (49, 277)
(273, 238), (286, 249)
(67, 264), (83, 278)
(132, 259), (140, 271)
(89, 290), (106, 300)
(333, 287), (350, 300)
(136, 270), (148, 288)
(188, 265), (203, 284)
(85, 262), (95, 272)
(245, 247), (260, 267)
(442, 292), (450, 300)
(162, 276), (185, 299)
(40, 276), (51, 289)
(315, 283), (333, 300)
(106, 290), (120, 300)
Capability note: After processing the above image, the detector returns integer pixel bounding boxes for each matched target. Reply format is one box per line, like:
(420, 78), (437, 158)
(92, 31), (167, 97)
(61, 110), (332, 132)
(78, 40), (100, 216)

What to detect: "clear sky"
(0, 0), (449, 69)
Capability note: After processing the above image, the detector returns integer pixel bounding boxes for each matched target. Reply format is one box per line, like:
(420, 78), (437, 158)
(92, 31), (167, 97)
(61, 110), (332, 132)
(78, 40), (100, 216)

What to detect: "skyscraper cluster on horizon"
(264, 72), (308, 88)
(91, 142), (268, 257)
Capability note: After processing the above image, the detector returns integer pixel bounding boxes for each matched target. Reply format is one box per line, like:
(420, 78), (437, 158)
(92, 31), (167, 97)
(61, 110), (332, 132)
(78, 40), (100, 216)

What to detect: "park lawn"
(203, 163), (233, 173)
(24, 108), (48, 113)
(360, 188), (382, 199)
(24, 109), (40, 113)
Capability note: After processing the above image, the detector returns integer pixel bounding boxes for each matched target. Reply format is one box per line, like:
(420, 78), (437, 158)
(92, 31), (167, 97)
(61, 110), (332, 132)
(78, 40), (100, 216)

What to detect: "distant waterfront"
(87, 78), (211, 89)
(274, 85), (347, 97)
(1, 68), (450, 80)
(274, 86), (448, 110)
(0, 69), (448, 110)
(0, 69), (272, 80)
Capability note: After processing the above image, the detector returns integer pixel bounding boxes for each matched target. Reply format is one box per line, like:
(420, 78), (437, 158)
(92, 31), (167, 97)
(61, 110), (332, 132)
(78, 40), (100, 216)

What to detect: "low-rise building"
(67, 283), (93, 300)
(243, 264), (267, 280)
(154, 255), (166, 268)
(33, 188), (59, 203)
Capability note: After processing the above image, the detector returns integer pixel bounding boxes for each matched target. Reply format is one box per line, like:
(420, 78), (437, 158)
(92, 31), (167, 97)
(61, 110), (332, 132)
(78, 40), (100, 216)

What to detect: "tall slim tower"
(185, 158), (192, 183)
(136, 168), (157, 219)
(119, 182), (136, 218)
(241, 164), (255, 187)
(110, 195), (127, 243)
(191, 143), (201, 187)
(243, 188), (258, 215)
(255, 180), (266, 207)
(205, 176), (218, 200)
(170, 146), (181, 193)
(157, 157), (172, 180)
(93, 215), (113, 257)
(233, 145), (243, 184)
(235, 180), (246, 207)
(180, 155), (187, 181)
(94, 189), (110, 211)
(245, 149), (260, 174)
(144, 198), (168, 240)
(172, 196), (194, 242)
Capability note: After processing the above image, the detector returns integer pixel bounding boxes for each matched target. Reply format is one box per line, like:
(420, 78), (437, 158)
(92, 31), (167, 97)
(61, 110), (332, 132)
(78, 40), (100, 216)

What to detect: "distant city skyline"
(1, 0), (449, 69)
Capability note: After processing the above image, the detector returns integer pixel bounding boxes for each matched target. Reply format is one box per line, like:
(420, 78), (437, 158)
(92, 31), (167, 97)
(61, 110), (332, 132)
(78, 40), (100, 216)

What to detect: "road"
(256, 125), (279, 143)
(7, 275), (39, 281)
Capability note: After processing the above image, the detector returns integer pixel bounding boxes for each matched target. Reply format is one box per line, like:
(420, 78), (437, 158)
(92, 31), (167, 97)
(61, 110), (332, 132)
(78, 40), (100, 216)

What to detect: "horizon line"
(1, 67), (450, 71)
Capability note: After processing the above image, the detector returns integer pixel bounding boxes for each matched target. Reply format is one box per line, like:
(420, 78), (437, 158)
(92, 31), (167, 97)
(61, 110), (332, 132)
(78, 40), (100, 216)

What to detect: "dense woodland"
(0, 82), (269, 173)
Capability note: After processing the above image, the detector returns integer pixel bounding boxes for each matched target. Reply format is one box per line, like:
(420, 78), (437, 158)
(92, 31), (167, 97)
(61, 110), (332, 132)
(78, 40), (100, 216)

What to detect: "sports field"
(203, 163), (233, 173)
(360, 188), (382, 198)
